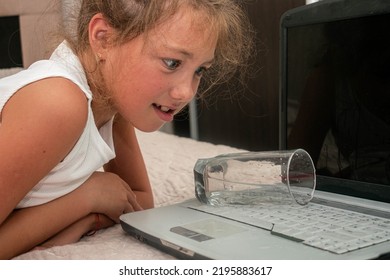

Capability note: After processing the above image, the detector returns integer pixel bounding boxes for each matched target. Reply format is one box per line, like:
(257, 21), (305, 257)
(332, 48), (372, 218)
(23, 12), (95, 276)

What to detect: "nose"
(169, 79), (198, 103)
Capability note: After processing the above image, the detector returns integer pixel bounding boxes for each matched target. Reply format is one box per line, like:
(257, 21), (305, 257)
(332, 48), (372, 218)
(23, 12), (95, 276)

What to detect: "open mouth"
(153, 104), (175, 115)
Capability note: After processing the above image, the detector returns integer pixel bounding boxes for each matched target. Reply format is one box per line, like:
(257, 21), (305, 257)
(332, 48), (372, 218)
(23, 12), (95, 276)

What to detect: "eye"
(163, 59), (181, 70)
(195, 66), (208, 77)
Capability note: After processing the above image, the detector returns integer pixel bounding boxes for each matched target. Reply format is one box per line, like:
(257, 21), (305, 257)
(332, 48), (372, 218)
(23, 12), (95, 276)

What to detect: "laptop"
(120, 0), (390, 260)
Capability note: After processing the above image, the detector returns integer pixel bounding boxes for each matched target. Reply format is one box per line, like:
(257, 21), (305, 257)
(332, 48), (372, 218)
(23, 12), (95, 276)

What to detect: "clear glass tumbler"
(194, 149), (316, 206)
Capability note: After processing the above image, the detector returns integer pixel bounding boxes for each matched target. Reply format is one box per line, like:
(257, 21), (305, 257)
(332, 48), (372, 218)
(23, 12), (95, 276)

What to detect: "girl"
(0, 0), (253, 259)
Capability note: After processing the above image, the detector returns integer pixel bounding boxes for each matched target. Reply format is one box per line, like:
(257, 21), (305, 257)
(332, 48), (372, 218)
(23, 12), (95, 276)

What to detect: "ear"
(88, 13), (113, 59)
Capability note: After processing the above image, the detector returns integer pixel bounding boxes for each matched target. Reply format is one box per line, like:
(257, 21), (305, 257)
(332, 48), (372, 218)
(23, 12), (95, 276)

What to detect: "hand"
(77, 171), (143, 223)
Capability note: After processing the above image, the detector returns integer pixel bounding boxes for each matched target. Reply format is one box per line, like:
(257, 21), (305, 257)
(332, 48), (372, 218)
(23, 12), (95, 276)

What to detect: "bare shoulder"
(2, 77), (88, 133)
(0, 77), (89, 166)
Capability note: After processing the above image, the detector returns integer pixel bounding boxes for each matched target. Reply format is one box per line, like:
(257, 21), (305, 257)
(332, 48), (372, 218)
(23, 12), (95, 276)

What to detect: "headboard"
(0, 0), (62, 68)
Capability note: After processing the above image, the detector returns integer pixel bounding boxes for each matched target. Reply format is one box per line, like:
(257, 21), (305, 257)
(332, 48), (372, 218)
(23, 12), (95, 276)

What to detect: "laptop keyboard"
(188, 202), (390, 254)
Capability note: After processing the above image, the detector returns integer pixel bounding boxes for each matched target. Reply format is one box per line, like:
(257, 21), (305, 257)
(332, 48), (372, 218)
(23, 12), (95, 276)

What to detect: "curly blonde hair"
(64, 0), (254, 99)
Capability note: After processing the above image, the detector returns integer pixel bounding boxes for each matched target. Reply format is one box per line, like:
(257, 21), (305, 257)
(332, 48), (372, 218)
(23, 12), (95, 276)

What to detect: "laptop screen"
(279, 0), (390, 202)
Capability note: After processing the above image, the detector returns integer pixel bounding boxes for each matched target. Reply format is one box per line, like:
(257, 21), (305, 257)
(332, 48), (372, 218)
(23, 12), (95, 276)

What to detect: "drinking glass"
(194, 149), (316, 206)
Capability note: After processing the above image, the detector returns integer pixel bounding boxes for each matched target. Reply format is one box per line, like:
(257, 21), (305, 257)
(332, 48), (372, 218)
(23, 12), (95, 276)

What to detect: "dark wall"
(0, 16), (23, 68)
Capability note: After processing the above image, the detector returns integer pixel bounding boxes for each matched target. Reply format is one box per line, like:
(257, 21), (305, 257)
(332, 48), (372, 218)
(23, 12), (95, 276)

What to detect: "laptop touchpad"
(170, 219), (246, 242)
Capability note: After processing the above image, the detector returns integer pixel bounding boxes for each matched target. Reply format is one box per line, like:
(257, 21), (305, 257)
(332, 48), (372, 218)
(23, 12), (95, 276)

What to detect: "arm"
(0, 78), (141, 259)
(0, 170), (141, 259)
(0, 78), (88, 225)
(104, 114), (154, 209)
(0, 78), (90, 258)
(0, 187), (99, 258)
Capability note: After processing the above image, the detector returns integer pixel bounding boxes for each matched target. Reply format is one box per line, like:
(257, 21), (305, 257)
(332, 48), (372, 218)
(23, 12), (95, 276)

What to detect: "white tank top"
(0, 41), (116, 208)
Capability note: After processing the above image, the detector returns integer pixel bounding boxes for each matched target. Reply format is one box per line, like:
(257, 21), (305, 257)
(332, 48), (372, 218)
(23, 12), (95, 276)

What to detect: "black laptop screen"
(280, 0), (390, 202)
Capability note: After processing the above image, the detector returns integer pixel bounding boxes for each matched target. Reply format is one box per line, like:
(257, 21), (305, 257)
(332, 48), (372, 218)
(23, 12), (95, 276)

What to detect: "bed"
(13, 130), (244, 259)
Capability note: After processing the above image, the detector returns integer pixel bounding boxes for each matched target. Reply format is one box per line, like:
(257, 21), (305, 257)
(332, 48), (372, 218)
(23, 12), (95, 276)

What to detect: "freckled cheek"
(149, 78), (172, 96)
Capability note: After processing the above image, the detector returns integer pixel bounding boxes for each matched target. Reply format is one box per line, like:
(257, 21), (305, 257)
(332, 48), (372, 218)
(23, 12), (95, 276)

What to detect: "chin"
(136, 123), (165, 133)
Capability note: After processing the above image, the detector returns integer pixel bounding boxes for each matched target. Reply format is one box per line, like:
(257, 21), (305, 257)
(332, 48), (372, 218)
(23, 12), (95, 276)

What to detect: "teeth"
(159, 106), (170, 112)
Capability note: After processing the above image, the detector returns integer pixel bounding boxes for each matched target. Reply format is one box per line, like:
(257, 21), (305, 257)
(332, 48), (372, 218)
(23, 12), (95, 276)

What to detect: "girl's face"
(103, 9), (217, 132)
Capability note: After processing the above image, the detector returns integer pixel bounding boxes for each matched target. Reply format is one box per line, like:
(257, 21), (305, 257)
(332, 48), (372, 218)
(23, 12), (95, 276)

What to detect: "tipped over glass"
(194, 149), (316, 206)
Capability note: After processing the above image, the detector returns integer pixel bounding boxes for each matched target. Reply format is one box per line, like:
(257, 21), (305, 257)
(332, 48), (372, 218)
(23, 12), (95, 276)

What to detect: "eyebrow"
(163, 43), (193, 58)
(163, 44), (215, 64)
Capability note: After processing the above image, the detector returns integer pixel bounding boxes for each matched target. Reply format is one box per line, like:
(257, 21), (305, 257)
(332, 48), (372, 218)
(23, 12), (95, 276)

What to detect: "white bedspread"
(14, 130), (243, 259)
